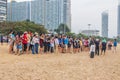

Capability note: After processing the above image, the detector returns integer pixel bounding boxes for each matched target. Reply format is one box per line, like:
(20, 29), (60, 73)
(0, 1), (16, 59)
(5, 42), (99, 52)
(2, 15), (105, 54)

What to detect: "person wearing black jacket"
(95, 39), (100, 56)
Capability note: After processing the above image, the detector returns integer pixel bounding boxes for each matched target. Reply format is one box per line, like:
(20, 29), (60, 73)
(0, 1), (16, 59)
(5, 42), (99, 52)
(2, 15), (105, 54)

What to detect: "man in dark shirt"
(101, 39), (107, 55)
(0, 35), (3, 45)
(95, 39), (100, 56)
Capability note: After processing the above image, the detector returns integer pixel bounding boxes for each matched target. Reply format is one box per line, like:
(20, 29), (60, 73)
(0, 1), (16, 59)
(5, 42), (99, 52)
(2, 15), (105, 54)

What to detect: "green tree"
(66, 32), (76, 38)
(0, 21), (47, 35)
(77, 33), (88, 39)
(54, 24), (70, 34)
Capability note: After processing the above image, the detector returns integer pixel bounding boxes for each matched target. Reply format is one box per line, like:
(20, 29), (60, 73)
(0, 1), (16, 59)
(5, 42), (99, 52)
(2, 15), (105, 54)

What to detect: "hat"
(24, 31), (27, 34)
(96, 39), (99, 41)
(35, 32), (38, 35)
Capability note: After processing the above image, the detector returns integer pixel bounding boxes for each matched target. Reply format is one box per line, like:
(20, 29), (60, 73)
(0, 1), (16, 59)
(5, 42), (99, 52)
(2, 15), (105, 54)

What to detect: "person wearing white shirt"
(50, 37), (55, 53)
(32, 34), (39, 54)
(54, 36), (59, 54)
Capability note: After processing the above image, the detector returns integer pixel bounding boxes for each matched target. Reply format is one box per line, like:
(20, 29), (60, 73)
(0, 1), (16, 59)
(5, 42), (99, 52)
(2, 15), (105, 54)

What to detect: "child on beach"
(18, 41), (23, 54)
(15, 35), (23, 55)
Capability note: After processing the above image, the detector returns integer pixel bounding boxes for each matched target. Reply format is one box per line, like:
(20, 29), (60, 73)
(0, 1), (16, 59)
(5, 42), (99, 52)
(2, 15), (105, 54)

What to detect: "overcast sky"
(8, 0), (118, 37)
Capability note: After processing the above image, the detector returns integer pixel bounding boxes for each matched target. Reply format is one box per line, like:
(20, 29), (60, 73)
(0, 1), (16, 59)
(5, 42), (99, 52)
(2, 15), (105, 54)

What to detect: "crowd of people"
(0, 31), (118, 58)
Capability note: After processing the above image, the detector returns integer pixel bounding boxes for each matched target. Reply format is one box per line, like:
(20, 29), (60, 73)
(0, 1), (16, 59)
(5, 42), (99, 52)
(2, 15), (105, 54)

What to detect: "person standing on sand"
(107, 40), (112, 50)
(54, 36), (59, 54)
(101, 39), (107, 55)
(63, 36), (69, 53)
(31, 33), (39, 54)
(79, 39), (83, 52)
(8, 31), (15, 54)
(15, 35), (23, 55)
(67, 37), (72, 53)
(39, 34), (44, 54)
(47, 36), (51, 53)
(22, 31), (28, 54)
(113, 39), (118, 53)
(58, 35), (63, 53)
(0, 35), (3, 45)
(95, 39), (100, 56)
(50, 37), (55, 53)
(90, 40), (95, 58)
(27, 31), (31, 53)
(73, 38), (77, 53)
(44, 35), (49, 54)
(35, 33), (39, 54)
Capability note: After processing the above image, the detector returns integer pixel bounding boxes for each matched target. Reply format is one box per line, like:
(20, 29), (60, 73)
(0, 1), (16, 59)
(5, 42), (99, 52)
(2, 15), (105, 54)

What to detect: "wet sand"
(0, 44), (120, 80)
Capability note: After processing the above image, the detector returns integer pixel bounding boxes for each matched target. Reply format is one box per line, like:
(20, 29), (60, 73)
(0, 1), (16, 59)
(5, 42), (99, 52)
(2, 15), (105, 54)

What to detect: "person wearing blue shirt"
(58, 37), (63, 46)
(63, 36), (69, 53)
(113, 39), (117, 53)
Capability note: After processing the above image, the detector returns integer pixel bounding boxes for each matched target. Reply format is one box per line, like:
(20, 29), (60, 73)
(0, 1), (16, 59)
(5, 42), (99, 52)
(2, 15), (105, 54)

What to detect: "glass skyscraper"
(0, 0), (7, 22)
(7, 0), (71, 30)
(7, 1), (30, 21)
(31, 0), (45, 25)
(45, 0), (71, 30)
(118, 4), (120, 37)
(102, 11), (108, 37)
(45, 0), (59, 30)
(63, 0), (71, 30)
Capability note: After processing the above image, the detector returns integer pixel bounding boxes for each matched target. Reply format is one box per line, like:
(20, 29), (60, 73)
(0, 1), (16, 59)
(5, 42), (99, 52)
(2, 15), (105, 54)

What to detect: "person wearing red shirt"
(22, 32), (28, 53)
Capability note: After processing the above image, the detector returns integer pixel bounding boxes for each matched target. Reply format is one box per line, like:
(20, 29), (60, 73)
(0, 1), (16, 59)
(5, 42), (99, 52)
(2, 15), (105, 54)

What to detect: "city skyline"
(7, 0), (71, 30)
(8, 0), (118, 38)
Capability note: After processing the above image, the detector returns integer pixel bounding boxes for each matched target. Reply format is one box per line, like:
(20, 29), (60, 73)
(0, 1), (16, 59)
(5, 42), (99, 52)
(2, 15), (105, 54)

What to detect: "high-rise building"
(62, 0), (71, 30)
(7, 0), (71, 30)
(31, 0), (60, 30)
(0, 0), (7, 22)
(31, 0), (45, 25)
(102, 11), (108, 37)
(31, 0), (71, 30)
(7, 1), (30, 21)
(118, 4), (120, 37)
(45, 0), (60, 30)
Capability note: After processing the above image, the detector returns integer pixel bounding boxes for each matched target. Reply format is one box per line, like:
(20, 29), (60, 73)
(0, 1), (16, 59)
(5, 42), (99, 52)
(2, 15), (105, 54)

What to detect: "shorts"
(1, 40), (3, 43)
(16, 45), (19, 49)
(59, 44), (62, 47)
(27, 43), (30, 47)
(114, 45), (117, 47)
(47, 46), (50, 52)
(44, 45), (48, 53)
(9, 40), (14, 46)
(23, 44), (27, 51)
(102, 47), (106, 52)
(73, 45), (78, 48)
(68, 44), (71, 48)
(19, 48), (22, 51)
(40, 43), (44, 48)
(65, 44), (68, 50)
(78, 45), (80, 48)
(61, 44), (65, 48)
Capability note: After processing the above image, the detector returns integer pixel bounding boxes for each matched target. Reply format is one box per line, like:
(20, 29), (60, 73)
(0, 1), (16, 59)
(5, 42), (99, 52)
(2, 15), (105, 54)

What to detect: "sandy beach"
(0, 44), (120, 80)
